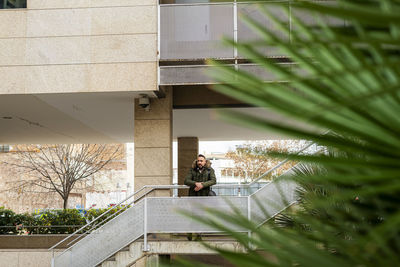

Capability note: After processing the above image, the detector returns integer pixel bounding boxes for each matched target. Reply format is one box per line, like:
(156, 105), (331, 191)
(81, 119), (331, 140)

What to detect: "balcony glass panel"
(159, 63), (292, 85)
(160, 4), (234, 60)
(291, 1), (346, 29)
(160, 1), (345, 60)
(237, 3), (290, 58)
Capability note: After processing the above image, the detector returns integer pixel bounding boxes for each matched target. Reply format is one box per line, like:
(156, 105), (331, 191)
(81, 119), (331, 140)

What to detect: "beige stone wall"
(177, 137), (198, 196)
(0, 0), (157, 94)
(134, 87), (172, 195)
(0, 249), (55, 267)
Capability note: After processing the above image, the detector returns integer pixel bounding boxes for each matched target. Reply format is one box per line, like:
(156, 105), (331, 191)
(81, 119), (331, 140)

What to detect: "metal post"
(143, 198), (149, 251)
(70, 246), (73, 266)
(238, 171), (241, 197)
(247, 195), (252, 249)
(233, 0), (238, 71)
(51, 250), (55, 267)
(289, 0), (292, 44)
(157, 3), (161, 86)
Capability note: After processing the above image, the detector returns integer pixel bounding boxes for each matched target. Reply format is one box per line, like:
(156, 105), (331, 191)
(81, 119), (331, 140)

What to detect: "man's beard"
(197, 164), (204, 169)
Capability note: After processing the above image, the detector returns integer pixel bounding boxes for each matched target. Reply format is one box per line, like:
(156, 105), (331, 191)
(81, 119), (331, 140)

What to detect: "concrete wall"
(0, 235), (72, 249)
(0, 249), (54, 267)
(0, 235), (70, 267)
(0, 0), (158, 94)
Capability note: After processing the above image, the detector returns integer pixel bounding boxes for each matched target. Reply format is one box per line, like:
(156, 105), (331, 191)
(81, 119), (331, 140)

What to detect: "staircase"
(100, 239), (246, 267)
(50, 142), (318, 267)
(51, 176), (297, 267)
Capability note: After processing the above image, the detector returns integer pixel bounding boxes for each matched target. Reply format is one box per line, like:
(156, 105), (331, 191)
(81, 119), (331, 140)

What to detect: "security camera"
(138, 95), (150, 110)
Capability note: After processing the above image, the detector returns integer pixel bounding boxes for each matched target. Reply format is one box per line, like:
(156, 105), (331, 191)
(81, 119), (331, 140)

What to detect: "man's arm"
(184, 169), (196, 186)
(202, 168), (216, 188)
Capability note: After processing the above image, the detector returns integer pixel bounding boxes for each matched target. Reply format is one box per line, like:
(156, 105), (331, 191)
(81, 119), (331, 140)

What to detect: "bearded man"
(184, 154), (216, 196)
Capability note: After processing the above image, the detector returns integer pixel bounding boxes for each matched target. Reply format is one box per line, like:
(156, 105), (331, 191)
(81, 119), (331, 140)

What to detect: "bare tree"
(222, 140), (302, 182)
(10, 144), (121, 209)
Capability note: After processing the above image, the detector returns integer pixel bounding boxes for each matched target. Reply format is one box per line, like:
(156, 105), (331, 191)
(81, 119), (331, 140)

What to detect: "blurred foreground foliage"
(176, 0), (400, 266)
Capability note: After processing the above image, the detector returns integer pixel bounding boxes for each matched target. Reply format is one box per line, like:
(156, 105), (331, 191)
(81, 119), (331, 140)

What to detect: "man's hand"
(194, 182), (204, 191)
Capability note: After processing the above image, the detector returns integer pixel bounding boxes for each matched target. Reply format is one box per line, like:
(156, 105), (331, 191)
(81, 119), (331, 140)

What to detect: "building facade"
(1, 0), (312, 194)
(0, 1), (335, 266)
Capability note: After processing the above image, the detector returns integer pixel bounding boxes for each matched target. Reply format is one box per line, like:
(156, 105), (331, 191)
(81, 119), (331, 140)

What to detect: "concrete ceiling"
(0, 92), (317, 144)
(0, 92), (141, 144)
(173, 108), (318, 141)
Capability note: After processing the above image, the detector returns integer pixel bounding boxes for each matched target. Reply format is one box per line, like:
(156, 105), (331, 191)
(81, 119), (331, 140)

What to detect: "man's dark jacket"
(184, 159), (216, 196)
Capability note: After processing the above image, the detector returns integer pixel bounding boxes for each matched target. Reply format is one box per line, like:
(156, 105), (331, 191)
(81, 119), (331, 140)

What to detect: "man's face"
(197, 157), (206, 169)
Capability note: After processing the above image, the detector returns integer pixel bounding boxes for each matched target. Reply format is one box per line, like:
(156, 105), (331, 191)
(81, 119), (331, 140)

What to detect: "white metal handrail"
(52, 176), (298, 267)
(50, 140), (322, 266)
(50, 140), (317, 251)
(48, 186), (150, 251)
(50, 173), (300, 266)
(48, 183), (256, 257)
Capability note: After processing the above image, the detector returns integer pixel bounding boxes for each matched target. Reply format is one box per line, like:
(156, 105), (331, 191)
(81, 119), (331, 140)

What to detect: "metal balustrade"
(159, 63), (292, 85)
(52, 181), (296, 267)
(160, 1), (342, 61)
(160, 3), (235, 60)
(50, 140), (321, 267)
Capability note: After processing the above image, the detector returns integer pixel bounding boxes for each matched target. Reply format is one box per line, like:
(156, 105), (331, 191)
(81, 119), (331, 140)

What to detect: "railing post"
(143, 197), (149, 252)
(51, 250), (55, 267)
(70, 246), (73, 266)
(247, 195), (252, 249)
(233, 0), (238, 73)
(157, 0), (161, 83)
(289, 0), (292, 44)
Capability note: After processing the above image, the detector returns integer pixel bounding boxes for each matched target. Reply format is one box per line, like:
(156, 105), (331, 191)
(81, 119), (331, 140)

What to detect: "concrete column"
(134, 87), (172, 196)
(145, 254), (159, 267)
(177, 137), (198, 196)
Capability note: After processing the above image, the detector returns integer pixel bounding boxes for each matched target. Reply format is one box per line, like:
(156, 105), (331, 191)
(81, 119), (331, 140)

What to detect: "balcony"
(160, 1), (345, 61)
(159, 1), (345, 85)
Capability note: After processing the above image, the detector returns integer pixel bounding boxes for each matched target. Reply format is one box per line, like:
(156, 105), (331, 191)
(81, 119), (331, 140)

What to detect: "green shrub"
(0, 207), (16, 234)
(13, 213), (36, 234)
(33, 209), (86, 234)
(0, 206), (131, 235)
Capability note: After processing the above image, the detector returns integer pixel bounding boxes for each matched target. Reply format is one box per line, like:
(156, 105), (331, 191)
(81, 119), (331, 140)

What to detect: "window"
(0, 145), (10, 153)
(1, 0), (27, 9)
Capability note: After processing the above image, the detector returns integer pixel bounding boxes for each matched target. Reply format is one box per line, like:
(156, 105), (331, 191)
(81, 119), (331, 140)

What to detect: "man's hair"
(198, 154), (206, 159)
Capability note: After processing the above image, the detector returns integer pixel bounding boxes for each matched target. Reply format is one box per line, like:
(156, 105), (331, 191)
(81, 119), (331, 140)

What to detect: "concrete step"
(100, 236), (245, 267)
(101, 260), (117, 267)
(115, 251), (132, 267)
(171, 254), (235, 267)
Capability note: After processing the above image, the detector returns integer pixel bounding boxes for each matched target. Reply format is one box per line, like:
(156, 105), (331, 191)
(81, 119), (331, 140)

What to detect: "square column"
(134, 87), (172, 196)
(177, 137), (199, 196)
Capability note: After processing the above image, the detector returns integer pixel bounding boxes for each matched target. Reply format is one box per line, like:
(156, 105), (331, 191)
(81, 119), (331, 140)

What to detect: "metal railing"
(50, 140), (320, 267)
(160, 0), (343, 61)
(0, 225), (87, 235)
(159, 63), (294, 85)
(51, 179), (297, 267)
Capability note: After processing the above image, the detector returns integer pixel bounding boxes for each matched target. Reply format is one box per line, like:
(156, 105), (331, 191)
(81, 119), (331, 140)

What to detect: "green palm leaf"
(178, 0), (400, 266)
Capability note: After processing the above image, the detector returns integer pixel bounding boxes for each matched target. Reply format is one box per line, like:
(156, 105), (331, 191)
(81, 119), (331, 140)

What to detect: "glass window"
(1, 0), (27, 9)
(0, 145), (10, 153)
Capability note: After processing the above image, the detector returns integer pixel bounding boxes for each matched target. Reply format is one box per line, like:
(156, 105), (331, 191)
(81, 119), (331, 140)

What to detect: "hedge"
(0, 206), (129, 235)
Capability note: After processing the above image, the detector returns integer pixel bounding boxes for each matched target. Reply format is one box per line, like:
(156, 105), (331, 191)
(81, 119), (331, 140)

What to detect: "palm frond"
(178, 0), (400, 266)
